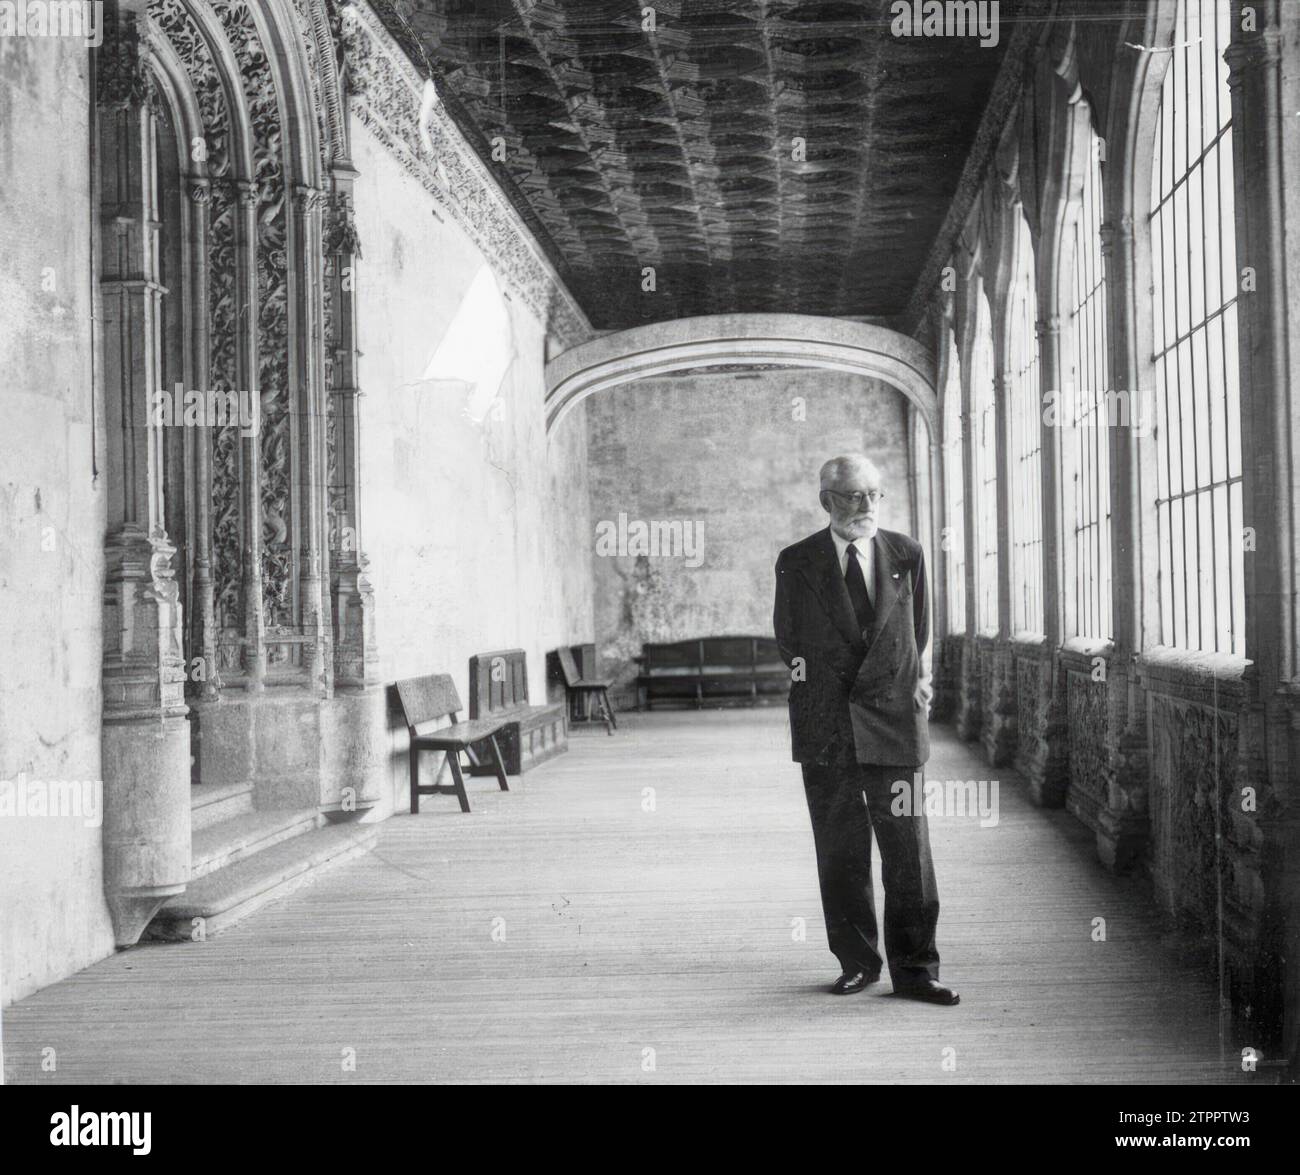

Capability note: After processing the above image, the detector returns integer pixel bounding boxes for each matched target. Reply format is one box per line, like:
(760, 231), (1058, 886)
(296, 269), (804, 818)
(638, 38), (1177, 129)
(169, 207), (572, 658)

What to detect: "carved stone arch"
(156, 0), (256, 185)
(140, 41), (215, 705)
(1043, 87), (1102, 326)
(951, 237), (982, 379)
(933, 298), (960, 448)
(544, 314), (939, 437)
(1115, 2), (1177, 217)
(146, 37), (207, 175)
(244, 0), (328, 188)
(1113, 4), (1181, 325)
(148, 0), (255, 684)
(982, 189), (1021, 377)
(289, 0), (350, 171)
(1106, 1), (1180, 663)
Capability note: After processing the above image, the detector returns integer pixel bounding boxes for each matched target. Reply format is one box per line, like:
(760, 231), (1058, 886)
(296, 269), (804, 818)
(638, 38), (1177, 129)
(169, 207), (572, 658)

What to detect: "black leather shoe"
(893, 979), (960, 1006)
(830, 969), (880, 995)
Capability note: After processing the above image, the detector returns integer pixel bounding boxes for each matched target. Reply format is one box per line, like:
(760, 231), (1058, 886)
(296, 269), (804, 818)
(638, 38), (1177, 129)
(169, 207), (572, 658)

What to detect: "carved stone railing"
(1139, 650), (1256, 999)
(932, 633), (964, 724)
(1059, 639), (1114, 836)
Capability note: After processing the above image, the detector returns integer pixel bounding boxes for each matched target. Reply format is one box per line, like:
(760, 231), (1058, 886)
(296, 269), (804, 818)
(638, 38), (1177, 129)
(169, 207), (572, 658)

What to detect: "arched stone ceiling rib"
(544, 312), (937, 433)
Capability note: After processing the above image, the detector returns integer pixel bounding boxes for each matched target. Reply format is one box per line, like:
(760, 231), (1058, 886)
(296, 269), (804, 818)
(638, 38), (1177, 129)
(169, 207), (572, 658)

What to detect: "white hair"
(819, 453), (882, 490)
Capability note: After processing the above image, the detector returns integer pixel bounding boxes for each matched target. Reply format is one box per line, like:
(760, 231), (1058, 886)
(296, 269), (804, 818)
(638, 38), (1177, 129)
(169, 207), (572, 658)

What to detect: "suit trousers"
(801, 744), (941, 986)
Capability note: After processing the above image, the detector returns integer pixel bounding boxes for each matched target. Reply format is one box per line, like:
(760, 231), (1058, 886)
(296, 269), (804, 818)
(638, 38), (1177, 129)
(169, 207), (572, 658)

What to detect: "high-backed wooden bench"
(467, 649), (568, 774)
(395, 674), (510, 814)
(635, 636), (791, 709)
(556, 646), (616, 735)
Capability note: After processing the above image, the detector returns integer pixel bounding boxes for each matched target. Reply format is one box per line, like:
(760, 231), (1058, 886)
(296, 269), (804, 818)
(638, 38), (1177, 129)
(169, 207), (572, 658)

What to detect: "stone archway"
(543, 313), (938, 435)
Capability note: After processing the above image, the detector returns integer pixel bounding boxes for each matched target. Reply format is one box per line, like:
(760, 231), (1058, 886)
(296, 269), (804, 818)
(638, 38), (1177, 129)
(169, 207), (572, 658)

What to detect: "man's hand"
(914, 678), (933, 712)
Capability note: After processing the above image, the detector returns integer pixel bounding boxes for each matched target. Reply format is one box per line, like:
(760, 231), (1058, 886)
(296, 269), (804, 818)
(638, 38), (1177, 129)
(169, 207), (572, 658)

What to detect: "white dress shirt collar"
(829, 526), (876, 575)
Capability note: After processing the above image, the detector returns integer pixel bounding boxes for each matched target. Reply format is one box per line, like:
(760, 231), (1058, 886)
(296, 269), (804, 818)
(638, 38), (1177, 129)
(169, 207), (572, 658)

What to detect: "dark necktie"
(845, 542), (874, 633)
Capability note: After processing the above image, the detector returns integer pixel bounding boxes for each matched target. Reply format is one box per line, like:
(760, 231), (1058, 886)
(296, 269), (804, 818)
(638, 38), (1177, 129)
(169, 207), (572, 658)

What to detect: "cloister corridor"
(3, 712), (1243, 1085)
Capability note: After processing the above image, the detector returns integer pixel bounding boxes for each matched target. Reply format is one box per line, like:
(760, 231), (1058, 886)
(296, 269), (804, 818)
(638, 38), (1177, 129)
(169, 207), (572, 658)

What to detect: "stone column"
(1225, 6), (1300, 1063)
(97, 4), (191, 945)
(315, 163), (384, 820)
(982, 364), (1017, 766)
(187, 176), (219, 701)
(291, 182), (331, 697)
(326, 166), (380, 691)
(955, 280), (981, 742)
(1031, 313), (1068, 805)
(234, 179), (266, 689)
(1094, 212), (1149, 872)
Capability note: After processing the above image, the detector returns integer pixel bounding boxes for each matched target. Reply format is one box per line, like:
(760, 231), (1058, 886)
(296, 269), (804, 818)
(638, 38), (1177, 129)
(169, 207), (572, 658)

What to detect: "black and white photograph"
(1, 0), (1298, 1118)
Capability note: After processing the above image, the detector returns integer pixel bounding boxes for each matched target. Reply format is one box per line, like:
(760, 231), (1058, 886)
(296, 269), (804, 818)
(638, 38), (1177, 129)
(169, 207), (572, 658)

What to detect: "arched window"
(1062, 114), (1112, 640)
(971, 286), (999, 635)
(943, 330), (966, 634)
(1007, 213), (1043, 636)
(1150, 0), (1243, 655)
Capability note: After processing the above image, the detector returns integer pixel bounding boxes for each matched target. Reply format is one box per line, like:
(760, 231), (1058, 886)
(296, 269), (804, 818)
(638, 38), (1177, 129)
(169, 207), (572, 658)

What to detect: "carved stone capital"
(293, 183), (329, 214)
(1035, 315), (1061, 339)
(235, 180), (258, 208)
(1225, 27), (1283, 90)
(102, 526), (189, 722)
(188, 178), (211, 205)
(326, 195), (362, 257)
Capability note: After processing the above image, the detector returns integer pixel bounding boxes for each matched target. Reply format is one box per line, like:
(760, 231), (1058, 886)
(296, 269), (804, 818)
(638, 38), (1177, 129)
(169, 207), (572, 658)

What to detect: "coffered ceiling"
(376, 0), (1026, 331)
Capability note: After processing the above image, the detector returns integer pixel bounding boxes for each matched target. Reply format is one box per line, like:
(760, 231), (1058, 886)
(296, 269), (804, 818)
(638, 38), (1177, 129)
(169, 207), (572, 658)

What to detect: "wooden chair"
(394, 674), (510, 814)
(557, 646), (617, 735)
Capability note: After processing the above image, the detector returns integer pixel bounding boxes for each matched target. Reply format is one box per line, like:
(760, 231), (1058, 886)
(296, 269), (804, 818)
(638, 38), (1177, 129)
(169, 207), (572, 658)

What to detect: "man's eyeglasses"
(824, 489), (885, 509)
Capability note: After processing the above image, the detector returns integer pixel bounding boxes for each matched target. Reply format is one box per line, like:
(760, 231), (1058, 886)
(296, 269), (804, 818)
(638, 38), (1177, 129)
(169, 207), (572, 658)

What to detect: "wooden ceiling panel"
(382, 0), (1021, 329)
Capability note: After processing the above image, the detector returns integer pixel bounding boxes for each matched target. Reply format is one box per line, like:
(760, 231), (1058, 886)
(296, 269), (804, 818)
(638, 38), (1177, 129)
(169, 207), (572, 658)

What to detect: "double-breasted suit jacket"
(773, 526), (931, 768)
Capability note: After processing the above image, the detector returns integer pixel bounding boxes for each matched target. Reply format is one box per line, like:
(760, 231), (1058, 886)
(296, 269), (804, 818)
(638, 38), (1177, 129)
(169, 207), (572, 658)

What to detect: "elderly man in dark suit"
(773, 453), (958, 1006)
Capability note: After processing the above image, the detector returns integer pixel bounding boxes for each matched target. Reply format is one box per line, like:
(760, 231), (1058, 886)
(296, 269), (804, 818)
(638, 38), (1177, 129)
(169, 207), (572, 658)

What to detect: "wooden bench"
(466, 649), (568, 774)
(635, 636), (791, 710)
(394, 674), (510, 814)
(556, 646), (616, 735)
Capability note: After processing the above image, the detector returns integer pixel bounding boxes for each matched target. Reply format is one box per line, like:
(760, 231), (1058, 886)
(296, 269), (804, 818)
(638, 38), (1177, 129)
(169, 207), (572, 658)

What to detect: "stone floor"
(3, 710), (1247, 1083)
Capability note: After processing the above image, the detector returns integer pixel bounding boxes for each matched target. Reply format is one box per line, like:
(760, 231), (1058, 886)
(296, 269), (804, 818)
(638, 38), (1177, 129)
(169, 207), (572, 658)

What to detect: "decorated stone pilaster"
(1031, 314), (1070, 806)
(291, 181), (332, 698)
(982, 637), (1017, 766)
(955, 636), (982, 742)
(1012, 642), (1057, 802)
(234, 178), (267, 690)
(1029, 651), (1070, 808)
(1097, 652), (1149, 873)
(931, 634), (962, 724)
(97, 2), (191, 946)
(1226, 13), (1300, 1059)
(187, 175), (221, 703)
(325, 169), (380, 692)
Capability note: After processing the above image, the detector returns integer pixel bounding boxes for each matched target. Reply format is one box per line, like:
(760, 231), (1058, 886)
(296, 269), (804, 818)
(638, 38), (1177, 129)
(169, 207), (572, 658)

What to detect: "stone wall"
(585, 369), (918, 701)
(0, 36), (113, 1005)
(351, 121), (594, 813)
